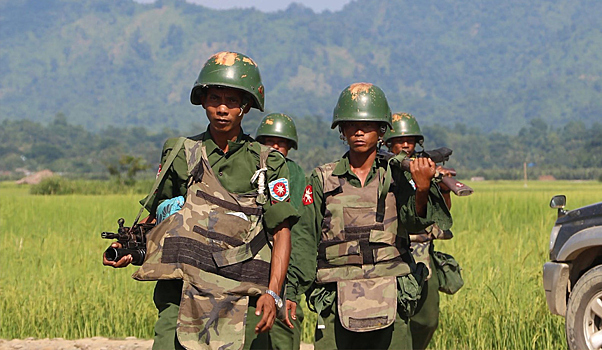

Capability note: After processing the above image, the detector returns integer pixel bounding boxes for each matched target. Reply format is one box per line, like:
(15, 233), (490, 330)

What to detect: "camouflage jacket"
(134, 133), (298, 350)
(286, 152), (452, 303)
(141, 128), (299, 232)
(314, 161), (411, 283)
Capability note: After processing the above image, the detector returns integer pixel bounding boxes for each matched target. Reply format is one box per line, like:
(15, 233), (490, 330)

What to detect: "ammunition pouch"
(433, 251), (464, 295)
(337, 276), (397, 332)
(396, 262), (428, 317)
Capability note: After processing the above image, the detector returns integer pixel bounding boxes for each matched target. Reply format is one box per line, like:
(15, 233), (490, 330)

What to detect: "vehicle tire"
(566, 265), (602, 350)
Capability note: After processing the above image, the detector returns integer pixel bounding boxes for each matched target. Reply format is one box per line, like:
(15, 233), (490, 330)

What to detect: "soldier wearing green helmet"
(104, 52), (299, 350)
(385, 112), (462, 350)
(255, 113), (306, 350)
(255, 113), (305, 210)
(383, 112), (424, 150)
(285, 83), (452, 349)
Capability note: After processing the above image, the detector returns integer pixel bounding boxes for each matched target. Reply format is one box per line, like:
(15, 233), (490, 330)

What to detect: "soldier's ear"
(241, 95), (252, 114)
(242, 103), (251, 114)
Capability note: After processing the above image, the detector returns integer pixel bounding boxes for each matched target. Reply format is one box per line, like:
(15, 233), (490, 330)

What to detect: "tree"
(106, 155), (150, 186)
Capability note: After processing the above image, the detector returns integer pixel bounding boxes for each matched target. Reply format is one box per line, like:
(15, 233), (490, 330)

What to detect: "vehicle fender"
(557, 226), (602, 261)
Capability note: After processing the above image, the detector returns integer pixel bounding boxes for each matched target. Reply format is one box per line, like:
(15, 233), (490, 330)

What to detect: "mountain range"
(1, 0), (601, 133)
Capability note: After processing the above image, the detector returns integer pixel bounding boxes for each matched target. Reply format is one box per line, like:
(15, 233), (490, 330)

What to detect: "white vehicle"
(543, 195), (602, 349)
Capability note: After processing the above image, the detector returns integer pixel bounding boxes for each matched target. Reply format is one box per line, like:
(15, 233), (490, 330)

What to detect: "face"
(341, 121), (382, 154)
(200, 86), (250, 137)
(260, 136), (291, 157)
(388, 136), (417, 156)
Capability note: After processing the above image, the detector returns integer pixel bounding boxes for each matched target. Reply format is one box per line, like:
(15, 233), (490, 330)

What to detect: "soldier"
(284, 83), (452, 349)
(104, 51), (299, 350)
(255, 113), (305, 350)
(255, 113), (305, 211)
(383, 112), (457, 350)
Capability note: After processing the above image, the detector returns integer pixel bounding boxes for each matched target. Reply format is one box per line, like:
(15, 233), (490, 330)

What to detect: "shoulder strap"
(376, 161), (392, 223)
(133, 137), (186, 225)
(317, 162), (341, 195)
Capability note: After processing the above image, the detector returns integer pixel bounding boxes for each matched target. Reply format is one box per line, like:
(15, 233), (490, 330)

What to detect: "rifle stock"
(440, 175), (474, 196)
(378, 147), (474, 197)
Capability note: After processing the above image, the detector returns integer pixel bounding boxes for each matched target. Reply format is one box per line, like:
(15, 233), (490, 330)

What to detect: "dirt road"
(0, 338), (314, 350)
(0, 337), (152, 350)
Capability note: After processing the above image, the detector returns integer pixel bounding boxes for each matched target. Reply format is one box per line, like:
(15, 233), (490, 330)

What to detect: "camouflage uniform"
(137, 129), (299, 350)
(286, 154), (452, 350)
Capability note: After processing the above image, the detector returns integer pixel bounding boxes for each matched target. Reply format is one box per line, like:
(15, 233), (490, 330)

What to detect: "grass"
(1, 180), (601, 348)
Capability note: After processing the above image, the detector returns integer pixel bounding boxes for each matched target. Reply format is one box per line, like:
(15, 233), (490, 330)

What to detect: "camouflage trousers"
(409, 249), (440, 350)
(152, 280), (302, 350)
(313, 296), (412, 350)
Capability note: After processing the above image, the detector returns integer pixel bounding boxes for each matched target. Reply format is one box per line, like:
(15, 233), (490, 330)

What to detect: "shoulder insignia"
(269, 178), (289, 202)
(302, 185), (314, 205)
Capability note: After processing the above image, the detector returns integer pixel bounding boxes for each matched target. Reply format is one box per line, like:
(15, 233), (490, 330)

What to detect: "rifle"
(378, 147), (474, 196)
(101, 218), (154, 266)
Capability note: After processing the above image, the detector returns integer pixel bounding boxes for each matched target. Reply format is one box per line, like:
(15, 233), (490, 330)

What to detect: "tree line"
(1, 114), (601, 181)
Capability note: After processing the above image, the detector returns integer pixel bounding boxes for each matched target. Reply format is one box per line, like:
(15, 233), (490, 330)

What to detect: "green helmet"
(255, 113), (298, 149)
(383, 112), (424, 145)
(190, 51), (265, 111)
(332, 83), (392, 129)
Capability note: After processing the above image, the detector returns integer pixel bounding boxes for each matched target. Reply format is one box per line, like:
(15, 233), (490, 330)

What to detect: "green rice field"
(1, 180), (601, 349)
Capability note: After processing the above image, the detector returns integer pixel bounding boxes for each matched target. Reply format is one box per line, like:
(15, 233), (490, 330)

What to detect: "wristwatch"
(265, 289), (284, 309)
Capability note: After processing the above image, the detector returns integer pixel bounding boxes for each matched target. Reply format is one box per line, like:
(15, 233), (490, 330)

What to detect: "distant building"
(16, 170), (55, 185)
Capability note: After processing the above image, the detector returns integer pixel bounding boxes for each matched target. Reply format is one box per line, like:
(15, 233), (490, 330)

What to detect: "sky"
(134, 0), (354, 13)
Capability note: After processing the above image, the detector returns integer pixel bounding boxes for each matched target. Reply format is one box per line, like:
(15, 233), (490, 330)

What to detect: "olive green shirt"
(286, 153), (452, 302)
(286, 158), (306, 210)
(142, 128), (299, 232)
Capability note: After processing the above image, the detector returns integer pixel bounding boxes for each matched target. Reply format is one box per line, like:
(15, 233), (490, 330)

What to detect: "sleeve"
(287, 160), (307, 210)
(394, 169), (453, 233)
(286, 171), (323, 303)
(139, 137), (189, 216)
(261, 151), (300, 232)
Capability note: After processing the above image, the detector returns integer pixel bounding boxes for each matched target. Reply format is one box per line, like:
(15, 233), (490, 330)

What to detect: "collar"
(332, 152), (380, 177)
(203, 127), (249, 155)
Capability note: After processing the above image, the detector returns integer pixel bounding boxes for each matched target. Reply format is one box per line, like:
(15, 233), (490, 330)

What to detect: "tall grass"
(1, 181), (601, 348)
(0, 184), (155, 339)
(431, 181), (598, 350)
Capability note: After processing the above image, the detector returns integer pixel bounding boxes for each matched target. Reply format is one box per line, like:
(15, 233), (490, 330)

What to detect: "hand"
(283, 300), (297, 329)
(254, 293), (277, 333)
(102, 242), (133, 268)
(410, 157), (436, 191)
(436, 165), (453, 178)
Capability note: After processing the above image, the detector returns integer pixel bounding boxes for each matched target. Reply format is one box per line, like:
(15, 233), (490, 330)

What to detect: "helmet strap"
(238, 95), (251, 117)
(238, 102), (248, 117)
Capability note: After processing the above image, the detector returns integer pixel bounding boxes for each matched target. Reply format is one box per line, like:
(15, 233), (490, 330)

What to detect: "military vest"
(133, 138), (274, 292)
(315, 161), (411, 284)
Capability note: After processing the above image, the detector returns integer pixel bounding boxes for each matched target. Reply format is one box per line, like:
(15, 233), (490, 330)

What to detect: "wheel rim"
(584, 291), (602, 350)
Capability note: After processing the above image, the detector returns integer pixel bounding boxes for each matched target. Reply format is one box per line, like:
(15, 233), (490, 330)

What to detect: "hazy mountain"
(1, 0), (601, 133)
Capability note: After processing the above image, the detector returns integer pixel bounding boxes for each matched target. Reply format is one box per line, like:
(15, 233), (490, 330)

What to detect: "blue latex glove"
(156, 196), (184, 223)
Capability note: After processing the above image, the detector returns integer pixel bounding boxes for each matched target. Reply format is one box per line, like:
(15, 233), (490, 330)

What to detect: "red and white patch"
(155, 164), (162, 178)
(269, 178), (289, 202)
(302, 185), (314, 205)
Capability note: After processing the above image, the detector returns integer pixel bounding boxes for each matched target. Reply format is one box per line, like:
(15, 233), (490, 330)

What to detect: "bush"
(30, 178), (155, 195)
(30, 176), (73, 195)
